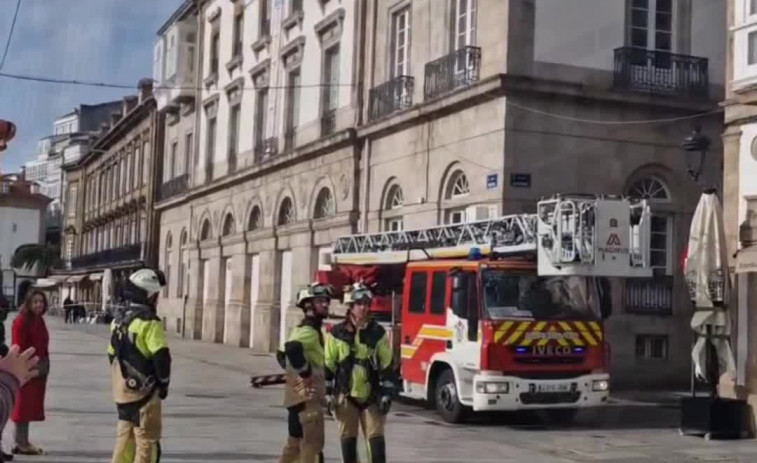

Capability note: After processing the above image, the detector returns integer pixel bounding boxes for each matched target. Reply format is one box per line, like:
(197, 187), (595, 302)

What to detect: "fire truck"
(315, 194), (653, 423)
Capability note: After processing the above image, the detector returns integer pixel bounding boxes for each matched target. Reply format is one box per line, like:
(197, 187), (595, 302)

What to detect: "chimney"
(111, 113), (122, 126)
(138, 78), (154, 104)
(123, 96), (138, 115)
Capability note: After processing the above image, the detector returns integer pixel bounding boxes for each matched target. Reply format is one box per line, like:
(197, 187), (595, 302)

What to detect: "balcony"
(625, 277), (674, 316)
(254, 137), (279, 163)
(424, 46), (481, 100)
(613, 47), (709, 98)
(70, 243), (142, 269)
(369, 76), (414, 121)
(321, 109), (336, 137)
(158, 174), (189, 202)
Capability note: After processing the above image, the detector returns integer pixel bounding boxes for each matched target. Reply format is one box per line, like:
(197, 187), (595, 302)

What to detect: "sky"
(0, 0), (184, 172)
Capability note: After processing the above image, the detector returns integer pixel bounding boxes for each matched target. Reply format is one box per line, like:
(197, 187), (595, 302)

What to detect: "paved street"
(5, 316), (757, 463)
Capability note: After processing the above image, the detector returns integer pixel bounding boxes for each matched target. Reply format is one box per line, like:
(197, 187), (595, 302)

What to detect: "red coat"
(11, 313), (49, 422)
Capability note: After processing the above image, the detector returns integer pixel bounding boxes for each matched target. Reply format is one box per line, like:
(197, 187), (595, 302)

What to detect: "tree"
(10, 244), (62, 277)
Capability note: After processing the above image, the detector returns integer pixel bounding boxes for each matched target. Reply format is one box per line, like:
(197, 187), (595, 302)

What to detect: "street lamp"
(681, 126), (711, 183)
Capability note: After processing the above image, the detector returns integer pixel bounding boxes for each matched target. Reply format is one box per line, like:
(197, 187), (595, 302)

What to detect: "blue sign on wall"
(510, 173), (531, 188)
(486, 174), (498, 190)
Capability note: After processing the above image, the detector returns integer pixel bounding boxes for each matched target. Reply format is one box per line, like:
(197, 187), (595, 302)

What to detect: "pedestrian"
(0, 345), (40, 463)
(278, 283), (334, 463)
(109, 268), (171, 463)
(324, 283), (394, 463)
(10, 290), (50, 456)
(63, 296), (73, 324)
(0, 302), (12, 462)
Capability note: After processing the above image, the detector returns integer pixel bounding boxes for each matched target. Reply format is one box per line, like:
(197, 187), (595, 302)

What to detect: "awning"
(89, 273), (103, 281)
(67, 275), (88, 283)
(33, 279), (58, 288)
(736, 247), (757, 273)
(48, 274), (70, 283)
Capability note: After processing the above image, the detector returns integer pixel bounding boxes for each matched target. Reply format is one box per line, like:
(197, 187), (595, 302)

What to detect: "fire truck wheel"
(435, 370), (468, 424)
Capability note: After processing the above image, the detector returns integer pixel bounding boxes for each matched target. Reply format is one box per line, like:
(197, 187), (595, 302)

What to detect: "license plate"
(530, 383), (571, 393)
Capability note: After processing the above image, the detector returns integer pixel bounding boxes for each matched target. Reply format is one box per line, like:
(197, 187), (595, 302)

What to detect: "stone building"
(155, 0), (726, 388)
(721, 0), (757, 422)
(57, 80), (163, 305)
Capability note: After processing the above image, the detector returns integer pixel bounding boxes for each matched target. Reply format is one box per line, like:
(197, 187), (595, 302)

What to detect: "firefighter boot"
(368, 436), (386, 463)
(340, 437), (358, 463)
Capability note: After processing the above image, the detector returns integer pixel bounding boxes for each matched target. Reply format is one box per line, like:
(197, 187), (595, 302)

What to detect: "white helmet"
(344, 283), (372, 305)
(129, 268), (166, 297)
(295, 282), (335, 309)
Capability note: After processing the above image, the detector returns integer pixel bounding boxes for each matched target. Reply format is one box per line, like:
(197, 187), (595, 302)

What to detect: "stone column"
(276, 222), (314, 348)
(247, 231), (279, 353)
(221, 235), (250, 347)
(200, 240), (223, 343)
(186, 246), (204, 340)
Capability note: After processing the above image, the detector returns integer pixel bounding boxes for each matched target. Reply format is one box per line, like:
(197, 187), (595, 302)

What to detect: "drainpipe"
(359, 0), (377, 233)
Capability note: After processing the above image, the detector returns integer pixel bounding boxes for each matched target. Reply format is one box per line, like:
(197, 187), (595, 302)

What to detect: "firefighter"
(324, 283), (394, 463)
(108, 268), (171, 463)
(279, 282), (334, 463)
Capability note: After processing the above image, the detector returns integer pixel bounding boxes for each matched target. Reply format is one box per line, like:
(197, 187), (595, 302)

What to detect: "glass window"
(430, 271), (447, 315)
(749, 31), (757, 65)
(635, 334), (669, 360)
(409, 272), (427, 314)
(391, 7), (411, 78)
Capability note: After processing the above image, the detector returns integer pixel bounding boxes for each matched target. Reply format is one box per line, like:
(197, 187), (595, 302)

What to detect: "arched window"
(627, 177), (671, 202)
(178, 229), (188, 297)
(164, 233), (173, 297)
(222, 213), (236, 236)
(445, 170), (470, 199)
(278, 197), (295, 226)
(626, 176), (672, 275)
(200, 219), (212, 241)
(313, 188), (335, 219)
(248, 205), (261, 231)
(382, 182), (404, 232)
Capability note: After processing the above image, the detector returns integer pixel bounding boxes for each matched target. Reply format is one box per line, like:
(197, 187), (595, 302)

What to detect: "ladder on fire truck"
(333, 195), (653, 278)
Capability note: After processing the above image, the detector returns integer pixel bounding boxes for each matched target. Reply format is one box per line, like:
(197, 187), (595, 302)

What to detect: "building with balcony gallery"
(56, 80), (163, 304)
(155, 0), (726, 389)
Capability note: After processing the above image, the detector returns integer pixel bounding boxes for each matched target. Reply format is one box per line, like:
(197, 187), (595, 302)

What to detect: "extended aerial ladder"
(332, 194), (653, 278)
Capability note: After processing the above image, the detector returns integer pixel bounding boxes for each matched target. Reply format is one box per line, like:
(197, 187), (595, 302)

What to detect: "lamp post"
(681, 126), (711, 184)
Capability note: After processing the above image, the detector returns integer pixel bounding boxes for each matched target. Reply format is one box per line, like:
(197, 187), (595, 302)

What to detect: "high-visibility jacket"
(324, 320), (393, 404)
(281, 317), (326, 408)
(108, 304), (171, 406)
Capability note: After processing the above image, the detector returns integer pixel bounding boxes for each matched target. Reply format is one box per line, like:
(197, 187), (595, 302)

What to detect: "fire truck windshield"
(481, 270), (600, 321)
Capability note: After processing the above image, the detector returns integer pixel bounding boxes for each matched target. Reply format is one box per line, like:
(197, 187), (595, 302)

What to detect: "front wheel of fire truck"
(435, 370), (469, 424)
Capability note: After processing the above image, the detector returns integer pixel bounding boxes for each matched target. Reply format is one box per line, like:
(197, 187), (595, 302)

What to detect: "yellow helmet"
(295, 282), (335, 309)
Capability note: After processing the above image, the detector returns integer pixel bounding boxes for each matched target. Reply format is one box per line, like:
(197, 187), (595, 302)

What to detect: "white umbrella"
(684, 192), (735, 384)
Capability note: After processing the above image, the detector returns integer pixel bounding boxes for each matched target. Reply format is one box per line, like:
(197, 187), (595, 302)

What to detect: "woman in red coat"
(10, 290), (49, 456)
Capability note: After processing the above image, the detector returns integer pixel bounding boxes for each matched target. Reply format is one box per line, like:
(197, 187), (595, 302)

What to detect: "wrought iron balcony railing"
(321, 109), (336, 136)
(254, 137), (279, 163)
(70, 243), (142, 269)
(625, 277), (673, 316)
(424, 46), (481, 100)
(158, 174), (189, 202)
(369, 76), (414, 121)
(613, 47), (709, 98)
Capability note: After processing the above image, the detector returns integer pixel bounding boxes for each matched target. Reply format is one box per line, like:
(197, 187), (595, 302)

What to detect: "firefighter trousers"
(111, 395), (162, 463)
(280, 399), (324, 463)
(334, 397), (386, 463)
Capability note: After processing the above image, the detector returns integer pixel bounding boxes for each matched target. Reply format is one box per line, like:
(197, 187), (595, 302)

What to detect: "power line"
(0, 70), (353, 91)
(0, 0), (22, 71)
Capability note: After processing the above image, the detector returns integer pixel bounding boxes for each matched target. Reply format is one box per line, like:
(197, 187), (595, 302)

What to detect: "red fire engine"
(316, 195), (653, 423)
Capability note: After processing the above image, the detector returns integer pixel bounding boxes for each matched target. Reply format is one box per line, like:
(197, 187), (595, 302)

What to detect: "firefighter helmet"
(121, 268), (167, 305)
(344, 283), (372, 305)
(295, 282), (335, 309)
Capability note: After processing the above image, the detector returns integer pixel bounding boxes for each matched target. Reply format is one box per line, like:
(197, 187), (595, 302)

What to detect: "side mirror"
(451, 273), (469, 319)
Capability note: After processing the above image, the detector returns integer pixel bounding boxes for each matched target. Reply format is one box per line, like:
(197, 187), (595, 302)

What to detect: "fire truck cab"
(320, 194), (652, 423)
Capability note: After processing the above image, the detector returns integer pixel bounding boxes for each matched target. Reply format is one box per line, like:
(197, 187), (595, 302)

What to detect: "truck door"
(400, 269), (448, 386)
(448, 270), (481, 373)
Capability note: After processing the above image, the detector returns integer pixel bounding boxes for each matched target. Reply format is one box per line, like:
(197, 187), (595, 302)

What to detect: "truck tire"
(435, 370), (468, 424)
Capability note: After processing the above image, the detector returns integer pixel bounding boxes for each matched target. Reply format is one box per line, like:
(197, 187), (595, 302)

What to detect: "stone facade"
(153, 0), (727, 390)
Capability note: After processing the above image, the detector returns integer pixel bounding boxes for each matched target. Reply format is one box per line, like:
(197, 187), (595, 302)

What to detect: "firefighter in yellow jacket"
(325, 284), (394, 463)
(279, 282), (334, 463)
(108, 268), (171, 463)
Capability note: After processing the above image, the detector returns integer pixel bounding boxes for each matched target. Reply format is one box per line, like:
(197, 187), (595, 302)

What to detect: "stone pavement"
(5, 316), (757, 463)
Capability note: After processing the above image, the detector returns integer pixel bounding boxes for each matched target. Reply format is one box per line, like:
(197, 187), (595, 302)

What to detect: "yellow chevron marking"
(589, 322), (600, 331)
(520, 321), (547, 347)
(418, 326), (453, 340)
(401, 345), (417, 359)
(494, 321), (514, 344)
(504, 321), (531, 345)
(574, 321), (598, 346)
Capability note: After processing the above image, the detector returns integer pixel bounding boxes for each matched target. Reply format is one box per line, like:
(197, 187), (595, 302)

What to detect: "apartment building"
(57, 80), (162, 304)
(721, 0), (757, 420)
(154, 0), (726, 388)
